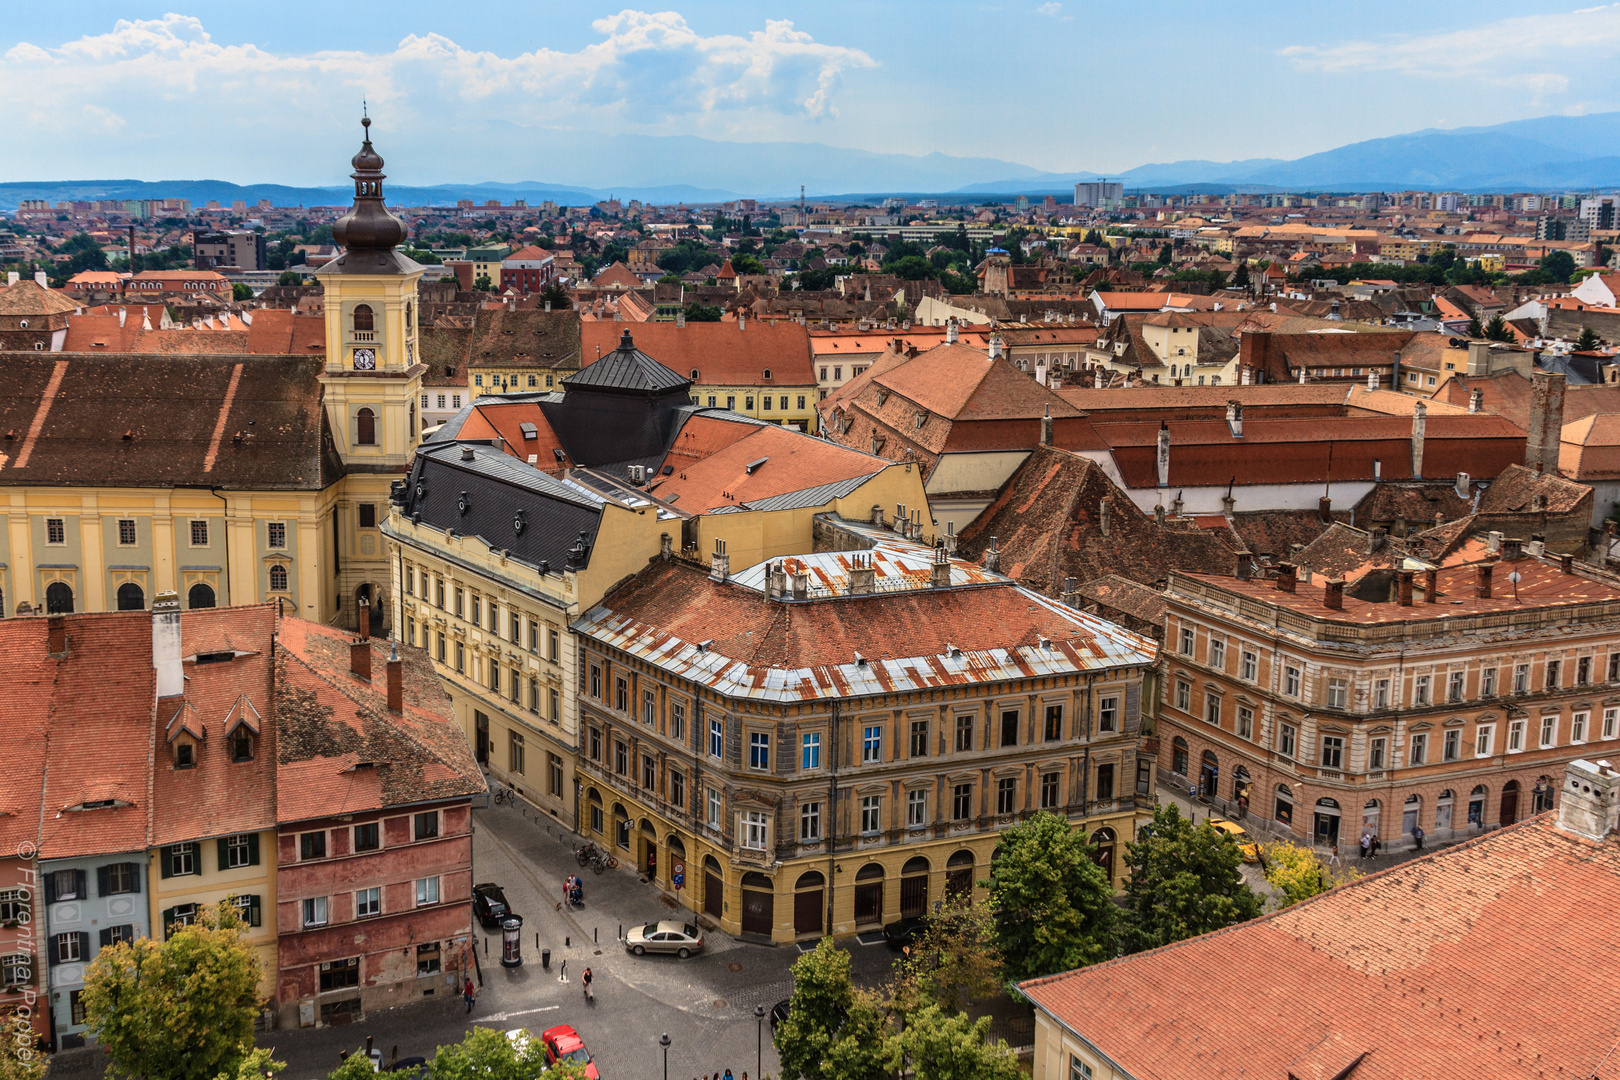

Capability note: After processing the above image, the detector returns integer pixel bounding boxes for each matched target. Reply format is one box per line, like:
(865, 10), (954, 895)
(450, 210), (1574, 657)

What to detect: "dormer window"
(175, 742), (195, 768)
(231, 729), (254, 763)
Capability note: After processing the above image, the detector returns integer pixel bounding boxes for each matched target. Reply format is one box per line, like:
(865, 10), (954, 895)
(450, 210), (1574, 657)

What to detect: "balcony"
(350, 331), (376, 344)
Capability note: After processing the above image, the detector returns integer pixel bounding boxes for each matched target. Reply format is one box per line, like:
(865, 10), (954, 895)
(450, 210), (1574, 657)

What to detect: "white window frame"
(415, 876), (440, 907)
(1236, 705), (1253, 739)
(45, 518), (65, 546)
(1179, 626), (1194, 655)
(1475, 724), (1494, 757)
(1279, 723), (1296, 758)
(1369, 736), (1387, 770)
(189, 519), (209, 548)
(706, 788), (721, 829)
(356, 887), (380, 918)
(709, 718), (724, 759)
(1414, 675), (1431, 706)
(1175, 680), (1191, 711)
(1409, 732), (1428, 765)
(1539, 715), (1557, 749)
(1098, 696), (1119, 732)
(749, 731), (771, 770)
(1326, 678), (1347, 709)
(740, 811), (768, 851)
(1208, 639), (1226, 669)
(1605, 707), (1618, 740)
(801, 732), (822, 770)
(862, 724), (883, 763)
(1443, 729), (1460, 762)
(1204, 694), (1221, 727)
(799, 801), (821, 841)
(1508, 719), (1526, 752)
(1320, 735), (1343, 769)
(1374, 678), (1390, 710)
(1284, 665), (1301, 697)
(1240, 650), (1257, 681)
(302, 896), (328, 927)
(860, 795), (881, 834)
(907, 789), (928, 827)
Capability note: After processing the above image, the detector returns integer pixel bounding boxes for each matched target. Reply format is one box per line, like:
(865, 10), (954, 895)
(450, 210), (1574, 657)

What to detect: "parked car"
(542, 1024), (599, 1080)
(882, 916), (931, 949)
(1205, 818), (1261, 863)
(769, 999), (792, 1033)
(473, 882), (512, 929)
(624, 920), (704, 958)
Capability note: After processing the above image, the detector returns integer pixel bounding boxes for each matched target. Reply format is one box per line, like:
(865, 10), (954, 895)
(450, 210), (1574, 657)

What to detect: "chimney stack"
(871, 504), (884, 527)
(1226, 401), (1243, 438)
(1556, 758), (1620, 841)
(1156, 422), (1171, 488)
(1455, 471), (1471, 499)
(1318, 495), (1332, 523)
(1099, 495), (1112, 538)
(1424, 566), (1439, 602)
(1502, 536), (1524, 560)
(983, 537), (1000, 574)
(1324, 578), (1345, 610)
(709, 538), (730, 582)
(848, 554), (875, 595)
(351, 638), (372, 681)
(1154, 504), (1166, 527)
(1476, 563), (1494, 599)
(386, 641), (403, 713)
(1276, 562), (1297, 593)
(1061, 576), (1080, 607)
(358, 595), (371, 639)
(1488, 530), (1503, 554)
(1366, 368), (1378, 391)
(930, 543), (951, 588)
(1526, 370), (1567, 475)
(1468, 388), (1483, 414)
(1234, 550), (1254, 581)
(1040, 404), (1053, 447)
(945, 318), (958, 345)
(1466, 340), (1492, 376)
(1411, 402), (1427, 479)
(153, 591), (183, 698)
(1397, 569), (1414, 606)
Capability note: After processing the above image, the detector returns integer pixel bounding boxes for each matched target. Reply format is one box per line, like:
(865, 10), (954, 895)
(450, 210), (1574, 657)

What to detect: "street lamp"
(754, 1004), (766, 1078)
(659, 1033), (670, 1080)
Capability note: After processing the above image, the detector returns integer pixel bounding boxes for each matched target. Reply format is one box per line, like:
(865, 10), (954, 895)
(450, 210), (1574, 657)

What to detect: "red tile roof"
(0, 619), (57, 852)
(648, 418), (886, 512)
(581, 319), (816, 388)
(1021, 812), (1620, 1080)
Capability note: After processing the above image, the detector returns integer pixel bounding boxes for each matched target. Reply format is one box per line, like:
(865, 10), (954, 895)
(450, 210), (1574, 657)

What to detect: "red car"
(542, 1024), (599, 1079)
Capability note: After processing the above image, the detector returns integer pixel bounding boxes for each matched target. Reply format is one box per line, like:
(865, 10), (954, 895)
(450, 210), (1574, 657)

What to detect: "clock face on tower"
(352, 348), (377, 370)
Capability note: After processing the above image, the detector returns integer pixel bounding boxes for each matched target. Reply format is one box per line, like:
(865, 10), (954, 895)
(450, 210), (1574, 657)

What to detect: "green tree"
(986, 811), (1118, 983)
(820, 988), (892, 1080)
(892, 902), (1004, 1013)
(1540, 249), (1577, 284)
(793, 267), (838, 291)
(1577, 325), (1603, 351)
(230, 282), (253, 301)
(1233, 262), (1250, 288)
(423, 1027), (589, 1080)
(0, 1009), (45, 1080)
(683, 302), (723, 322)
(473, 273), (493, 291)
(1259, 840), (1361, 908)
(1156, 242), (1173, 266)
(885, 1005), (1022, 1080)
(887, 255), (937, 281)
(774, 939), (858, 1080)
(1121, 804), (1263, 954)
(276, 270), (304, 286)
(216, 1048), (283, 1080)
(1466, 315), (1484, 339)
(325, 1052), (378, 1080)
(539, 281), (572, 309)
(82, 902), (267, 1080)
(1483, 314), (1514, 343)
(729, 253), (764, 275)
(657, 272), (682, 284)
(54, 233), (109, 278)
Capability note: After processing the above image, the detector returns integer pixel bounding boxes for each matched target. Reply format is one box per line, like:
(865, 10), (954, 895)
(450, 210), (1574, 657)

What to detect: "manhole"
(713, 999), (728, 1009)
(727, 962), (743, 973)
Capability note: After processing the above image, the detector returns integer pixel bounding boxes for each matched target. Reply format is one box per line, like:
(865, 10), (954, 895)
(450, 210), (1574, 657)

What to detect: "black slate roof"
(562, 329), (690, 395)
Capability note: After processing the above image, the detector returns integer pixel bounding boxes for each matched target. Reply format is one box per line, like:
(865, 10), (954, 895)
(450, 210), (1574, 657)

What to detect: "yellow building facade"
(147, 831), (279, 1000)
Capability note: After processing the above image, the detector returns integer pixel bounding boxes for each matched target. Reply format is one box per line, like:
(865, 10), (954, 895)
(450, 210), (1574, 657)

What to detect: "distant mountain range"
(5, 112), (1620, 211)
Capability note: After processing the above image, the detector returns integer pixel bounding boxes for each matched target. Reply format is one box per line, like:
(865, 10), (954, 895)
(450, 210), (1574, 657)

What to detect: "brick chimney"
(1477, 562), (1494, 599)
(1099, 495), (1112, 538)
(1234, 551), (1254, 580)
(358, 595), (371, 640)
(350, 638), (372, 681)
(1502, 536), (1524, 560)
(386, 641), (403, 713)
(1275, 562), (1297, 593)
(1397, 569), (1414, 606)
(1156, 423), (1171, 488)
(1411, 402), (1427, 479)
(1318, 495), (1332, 523)
(848, 554), (875, 595)
(1324, 578), (1345, 610)
(1061, 576), (1080, 607)
(1424, 567), (1438, 602)
(152, 591), (183, 698)
(1526, 370), (1567, 475)
(1040, 404), (1053, 447)
(1556, 758), (1620, 841)
(709, 538), (730, 582)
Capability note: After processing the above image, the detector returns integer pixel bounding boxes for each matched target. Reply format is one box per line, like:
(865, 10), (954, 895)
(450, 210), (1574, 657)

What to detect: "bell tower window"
(356, 408), (377, 446)
(352, 304), (374, 333)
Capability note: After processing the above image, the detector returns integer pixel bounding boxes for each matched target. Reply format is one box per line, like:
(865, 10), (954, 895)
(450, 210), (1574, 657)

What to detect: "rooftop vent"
(520, 422), (538, 440)
(744, 457), (768, 475)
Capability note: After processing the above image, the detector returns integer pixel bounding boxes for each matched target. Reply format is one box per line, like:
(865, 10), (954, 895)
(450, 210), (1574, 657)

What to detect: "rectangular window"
(798, 395), (806, 409)
(1279, 724), (1296, 759)
(1443, 729), (1460, 762)
(189, 519), (208, 547)
(318, 956), (359, 988)
(1236, 706), (1253, 739)
(353, 822), (380, 851)
(709, 717), (723, 759)
(528, 620), (539, 653)
(996, 777), (1017, 815)
(1612, 654), (1620, 682)
(509, 731), (525, 774)
(356, 887), (380, 918)
(671, 700), (686, 740)
(741, 811), (768, 851)
(225, 834), (254, 869)
(1370, 737), (1387, 769)
(1481, 668), (1497, 697)
(1320, 736), (1343, 769)
(549, 629), (560, 662)
(1209, 638), (1226, 669)
(163, 842), (195, 876)
(454, 587), (464, 618)
(1409, 732), (1428, 765)
(1514, 664), (1529, 694)
(358, 504), (377, 529)
(800, 801), (821, 841)
(642, 754), (656, 790)
(118, 518), (137, 545)
(44, 517), (66, 545)
(1099, 696), (1121, 733)
(589, 664), (602, 698)
(1179, 626), (1194, 655)
(1327, 678), (1347, 709)
(455, 641), (465, 673)
(955, 714), (973, 752)
(548, 753), (563, 797)
(953, 784), (973, 820)
(749, 731), (770, 770)
(1041, 771), (1060, 808)
(1044, 704), (1063, 740)
(706, 788), (721, 829)
(550, 688), (560, 724)
(615, 677), (628, 713)
(1578, 656), (1591, 685)
(1413, 675), (1430, 706)
(614, 740), (628, 775)
(1240, 649), (1257, 681)
(414, 812), (438, 840)
(303, 896), (328, 927)
(267, 521), (286, 549)
(1605, 708), (1619, 740)
(588, 727), (601, 761)
(529, 678), (540, 715)
(1000, 709), (1019, 747)
(1475, 725), (1494, 756)
(1096, 763), (1115, 801)
(415, 877), (440, 907)
(1509, 719), (1526, 752)
(1540, 715), (1557, 748)
(642, 688), (656, 725)
(670, 768), (685, 809)
(860, 796), (881, 834)
(417, 942), (441, 975)
(1284, 665), (1301, 697)
(907, 790), (928, 827)
(801, 732), (822, 770)
(910, 719), (929, 757)
(745, 396), (755, 410)
(489, 660), (500, 694)
(436, 580), (445, 609)
(863, 724), (883, 762)
(1175, 680), (1191, 711)
(1204, 694), (1221, 727)
(1546, 660), (1562, 690)
(70, 990), (86, 1027)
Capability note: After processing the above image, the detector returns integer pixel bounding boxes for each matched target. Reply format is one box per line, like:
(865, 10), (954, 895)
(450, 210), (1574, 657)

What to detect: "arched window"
(269, 565), (288, 591)
(945, 850), (975, 897)
(404, 302), (412, 328)
(356, 408), (376, 446)
(115, 582), (145, 611)
(588, 788), (604, 833)
(352, 304), (374, 333)
(1402, 794), (1422, 836)
(794, 871), (825, 890)
(1467, 785), (1487, 828)
(188, 583), (215, 609)
(45, 582), (74, 614)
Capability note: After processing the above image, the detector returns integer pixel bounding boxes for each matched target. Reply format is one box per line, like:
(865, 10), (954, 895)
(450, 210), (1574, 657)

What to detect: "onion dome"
(332, 116), (407, 252)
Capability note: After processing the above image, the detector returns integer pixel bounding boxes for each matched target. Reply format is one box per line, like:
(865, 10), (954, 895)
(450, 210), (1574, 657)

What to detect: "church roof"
(563, 329), (690, 395)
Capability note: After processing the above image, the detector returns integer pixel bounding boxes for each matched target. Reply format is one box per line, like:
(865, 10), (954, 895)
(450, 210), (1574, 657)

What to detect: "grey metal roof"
(740, 473), (875, 512)
(562, 329), (691, 395)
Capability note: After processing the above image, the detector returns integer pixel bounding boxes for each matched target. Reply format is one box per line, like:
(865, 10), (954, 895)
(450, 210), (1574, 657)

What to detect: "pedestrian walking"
(724, 1070), (735, 1080)
(1412, 824), (1425, 851)
(463, 978), (475, 1014)
(1359, 831), (1371, 860)
(1328, 843), (1341, 868)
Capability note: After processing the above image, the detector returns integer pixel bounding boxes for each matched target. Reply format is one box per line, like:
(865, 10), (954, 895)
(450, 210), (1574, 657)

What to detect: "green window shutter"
(160, 908), (174, 939)
(249, 895), (262, 927)
(129, 862), (141, 894)
(160, 848), (174, 879)
(96, 866), (110, 897)
(74, 870), (86, 899)
(217, 837), (230, 872)
(248, 833), (261, 866)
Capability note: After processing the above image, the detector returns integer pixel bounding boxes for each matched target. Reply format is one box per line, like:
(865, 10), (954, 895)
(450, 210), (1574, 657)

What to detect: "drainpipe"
(209, 486), (231, 604)
(827, 699), (841, 937)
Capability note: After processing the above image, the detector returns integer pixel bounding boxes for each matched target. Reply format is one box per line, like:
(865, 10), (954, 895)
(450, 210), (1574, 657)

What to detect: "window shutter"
(217, 838), (230, 872)
(160, 909), (173, 939)
(96, 866), (110, 898)
(43, 874), (56, 905)
(248, 895), (262, 927)
(74, 871), (86, 900)
(160, 848), (173, 879)
(248, 833), (261, 866)
(46, 936), (58, 966)
(99, 928), (113, 948)
(128, 863), (141, 894)
(77, 932), (89, 960)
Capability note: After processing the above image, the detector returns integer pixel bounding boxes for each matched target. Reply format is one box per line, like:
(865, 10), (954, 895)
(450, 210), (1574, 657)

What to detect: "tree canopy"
(420, 1027), (589, 1080)
(986, 811), (1118, 982)
(1121, 803), (1263, 954)
(1259, 840), (1361, 907)
(1577, 325), (1604, 351)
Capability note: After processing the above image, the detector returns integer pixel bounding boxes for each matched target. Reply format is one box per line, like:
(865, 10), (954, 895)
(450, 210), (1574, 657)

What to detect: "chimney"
(1476, 563), (1494, 599)
(1466, 340), (1492, 376)
(1527, 537), (1546, 558)
(1366, 368), (1378, 391)
(737, 310), (746, 331)
(1411, 402), (1426, 479)
(1226, 401), (1243, 438)
(47, 616), (67, 658)
(1040, 404), (1053, 447)
(1221, 491), (1236, 516)
(1156, 422), (1171, 488)
(790, 564), (810, 599)
(709, 538), (730, 582)
(1488, 530), (1503, 554)
(358, 595), (371, 639)
(946, 318), (958, 345)
(1061, 575), (1080, 607)
(988, 334), (1003, 359)
(1367, 526), (1386, 554)
(1099, 495), (1112, 537)
(895, 504), (908, 534)
(5, 272), (17, 286)
(1318, 495), (1332, 523)
(1424, 566), (1439, 602)
(1502, 536), (1524, 560)
(676, 309), (686, 328)
(1455, 471), (1471, 499)
(152, 591), (183, 698)
(350, 638), (372, 681)
(118, 307), (127, 328)
(1561, 553), (1575, 574)
(871, 504), (884, 527)
(848, 554), (875, 595)
(930, 543), (951, 588)
(983, 536), (1000, 573)
(1468, 388), (1483, 414)
(1397, 569), (1414, 606)
(1154, 504), (1166, 527)
(545, 300), (552, 312)
(35, 270), (47, 288)
(1234, 550), (1254, 580)
(1276, 562), (1297, 593)
(1526, 370), (1567, 475)
(1172, 491), (1184, 516)
(1324, 578), (1345, 610)
(386, 641), (403, 714)
(1557, 758), (1620, 840)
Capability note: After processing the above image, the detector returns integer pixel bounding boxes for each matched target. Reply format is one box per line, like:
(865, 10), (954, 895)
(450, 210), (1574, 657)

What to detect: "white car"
(624, 919), (704, 958)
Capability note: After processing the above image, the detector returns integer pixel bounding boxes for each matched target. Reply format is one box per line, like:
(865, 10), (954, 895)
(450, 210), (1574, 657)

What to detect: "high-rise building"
(1074, 181), (1124, 208)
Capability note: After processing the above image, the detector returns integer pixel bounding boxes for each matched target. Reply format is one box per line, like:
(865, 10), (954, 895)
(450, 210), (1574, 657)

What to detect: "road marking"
(478, 1004), (560, 1024)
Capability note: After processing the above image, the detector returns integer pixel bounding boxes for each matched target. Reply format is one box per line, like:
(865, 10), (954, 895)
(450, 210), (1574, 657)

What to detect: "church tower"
(316, 117), (425, 631)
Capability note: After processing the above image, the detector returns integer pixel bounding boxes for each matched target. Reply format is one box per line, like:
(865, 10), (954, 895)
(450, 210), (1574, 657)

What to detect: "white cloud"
(1279, 4), (1620, 95)
(1035, 2), (1072, 19)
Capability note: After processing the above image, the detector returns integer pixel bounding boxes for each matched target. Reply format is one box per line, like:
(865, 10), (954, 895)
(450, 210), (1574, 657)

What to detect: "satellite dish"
(1507, 571), (1523, 584)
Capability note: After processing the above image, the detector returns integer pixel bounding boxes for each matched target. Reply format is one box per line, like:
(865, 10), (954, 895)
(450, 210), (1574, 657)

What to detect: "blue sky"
(4, 1), (1620, 186)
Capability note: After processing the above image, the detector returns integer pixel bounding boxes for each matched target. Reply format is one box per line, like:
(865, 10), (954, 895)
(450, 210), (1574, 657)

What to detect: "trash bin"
(541, 948), (551, 970)
(500, 916), (524, 968)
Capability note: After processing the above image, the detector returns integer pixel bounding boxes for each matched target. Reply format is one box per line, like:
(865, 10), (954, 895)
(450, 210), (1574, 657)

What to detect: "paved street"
(48, 797), (903, 1080)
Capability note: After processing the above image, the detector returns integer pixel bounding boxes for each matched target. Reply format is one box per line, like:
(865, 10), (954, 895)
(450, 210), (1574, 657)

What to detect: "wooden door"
(899, 875), (927, 918)
(475, 713), (489, 765)
(793, 890), (823, 936)
(854, 882), (883, 925)
(704, 871), (723, 919)
(741, 889), (773, 936)
(1500, 786), (1519, 827)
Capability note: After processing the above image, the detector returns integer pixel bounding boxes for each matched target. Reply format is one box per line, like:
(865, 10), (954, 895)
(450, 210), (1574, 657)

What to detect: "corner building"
(571, 532), (1157, 943)
(1158, 551), (1620, 851)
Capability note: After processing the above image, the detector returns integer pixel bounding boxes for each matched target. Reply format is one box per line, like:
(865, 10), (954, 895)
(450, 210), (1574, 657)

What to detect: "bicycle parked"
(492, 786), (516, 807)
(574, 842), (618, 874)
